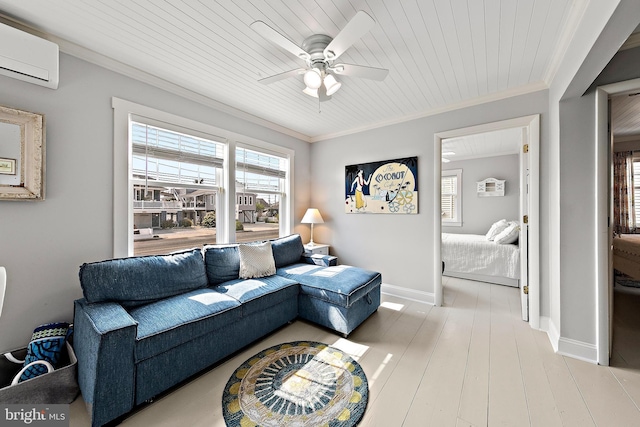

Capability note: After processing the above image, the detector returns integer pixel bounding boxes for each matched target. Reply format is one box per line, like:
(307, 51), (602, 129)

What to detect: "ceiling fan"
(250, 11), (389, 102)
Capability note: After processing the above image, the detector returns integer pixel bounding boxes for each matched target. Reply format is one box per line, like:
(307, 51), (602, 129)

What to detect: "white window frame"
(112, 98), (294, 256)
(235, 141), (291, 239)
(442, 169), (462, 227)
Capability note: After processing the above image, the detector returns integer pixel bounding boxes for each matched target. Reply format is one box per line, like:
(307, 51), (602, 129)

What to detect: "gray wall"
(558, 45), (640, 347)
(0, 53), (310, 351)
(548, 0), (640, 357)
(309, 90), (548, 298)
(443, 154), (520, 235)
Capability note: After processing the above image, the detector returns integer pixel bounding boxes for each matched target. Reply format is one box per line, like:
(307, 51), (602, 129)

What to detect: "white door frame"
(433, 115), (540, 330)
(595, 78), (640, 365)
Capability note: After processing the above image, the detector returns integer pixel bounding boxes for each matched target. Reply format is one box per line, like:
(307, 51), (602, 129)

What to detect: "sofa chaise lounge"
(73, 234), (381, 426)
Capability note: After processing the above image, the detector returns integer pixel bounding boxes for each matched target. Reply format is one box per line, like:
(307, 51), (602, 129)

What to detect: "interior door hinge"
(523, 215), (528, 224)
(523, 285), (529, 295)
(523, 144), (529, 153)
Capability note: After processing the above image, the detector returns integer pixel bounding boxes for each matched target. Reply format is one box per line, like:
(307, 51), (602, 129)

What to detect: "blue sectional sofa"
(73, 234), (381, 427)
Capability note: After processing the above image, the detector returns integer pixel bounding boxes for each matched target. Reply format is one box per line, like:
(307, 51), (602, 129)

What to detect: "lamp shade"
(324, 73), (342, 96)
(301, 208), (324, 224)
(303, 86), (318, 98)
(303, 69), (322, 89)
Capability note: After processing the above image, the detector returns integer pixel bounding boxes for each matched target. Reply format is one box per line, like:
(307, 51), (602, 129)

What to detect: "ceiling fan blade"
(323, 11), (375, 60)
(250, 21), (310, 61)
(331, 63), (389, 80)
(258, 68), (306, 85)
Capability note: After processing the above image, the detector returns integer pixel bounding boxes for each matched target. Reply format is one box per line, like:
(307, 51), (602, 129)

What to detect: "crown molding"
(0, 15), (312, 143)
(542, 0), (590, 85)
(309, 81), (548, 143)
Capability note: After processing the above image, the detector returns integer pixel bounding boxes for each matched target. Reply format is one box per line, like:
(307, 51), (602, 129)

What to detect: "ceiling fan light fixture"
(303, 68), (323, 89)
(324, 73), (342, 96)
(303, 86), (318, 98)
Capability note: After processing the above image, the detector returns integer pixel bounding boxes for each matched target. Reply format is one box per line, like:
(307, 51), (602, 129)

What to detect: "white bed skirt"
(442, 233), (520, 287)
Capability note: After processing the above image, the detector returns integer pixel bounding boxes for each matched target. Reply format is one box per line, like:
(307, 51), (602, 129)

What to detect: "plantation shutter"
(441, 175), (457, 220)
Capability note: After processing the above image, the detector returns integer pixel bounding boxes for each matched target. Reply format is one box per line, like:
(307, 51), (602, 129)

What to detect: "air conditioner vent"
(0, 22), (59, 89)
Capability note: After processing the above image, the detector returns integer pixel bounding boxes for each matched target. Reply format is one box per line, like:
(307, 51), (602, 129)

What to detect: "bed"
(442, 233), (520, 287)
(613, 234), (640, 280)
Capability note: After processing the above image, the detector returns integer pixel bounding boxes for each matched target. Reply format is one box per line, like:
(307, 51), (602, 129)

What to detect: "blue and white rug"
(222, 341), (368, 427)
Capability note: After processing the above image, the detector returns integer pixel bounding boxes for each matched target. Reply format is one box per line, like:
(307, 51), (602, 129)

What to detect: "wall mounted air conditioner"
(0, 22), (59, 89)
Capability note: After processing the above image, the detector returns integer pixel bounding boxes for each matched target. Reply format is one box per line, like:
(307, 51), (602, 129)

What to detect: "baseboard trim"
(543, 317), (560, 353)
(557, 337), (598, 364)
(540, 317), (597, 363)
(381, 283), (434, 305)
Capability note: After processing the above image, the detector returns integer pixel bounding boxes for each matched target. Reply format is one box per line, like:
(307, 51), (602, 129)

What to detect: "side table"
(304, 243), (330, 255)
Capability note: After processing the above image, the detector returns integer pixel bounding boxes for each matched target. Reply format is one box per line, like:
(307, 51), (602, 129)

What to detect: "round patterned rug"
(222, 341), (369, 427)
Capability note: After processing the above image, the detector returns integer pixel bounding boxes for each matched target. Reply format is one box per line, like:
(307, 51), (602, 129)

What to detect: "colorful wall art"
(345, 156), (418, 214)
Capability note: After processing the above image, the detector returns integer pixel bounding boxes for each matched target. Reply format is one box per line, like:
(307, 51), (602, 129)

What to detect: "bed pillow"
(238, 242), (276, 279)
(486, 219), (508, 241)
(494, 222), (520, 244)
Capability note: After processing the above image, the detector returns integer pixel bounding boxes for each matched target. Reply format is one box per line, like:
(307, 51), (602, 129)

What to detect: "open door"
(520, 129), (530, 321)
(434, 115), (540, 326)
(608, 97), (614, 361)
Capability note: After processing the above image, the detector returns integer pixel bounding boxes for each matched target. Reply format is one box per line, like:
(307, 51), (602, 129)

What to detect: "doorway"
(433, 115), (540, 329)
(596, 78), (640, 365)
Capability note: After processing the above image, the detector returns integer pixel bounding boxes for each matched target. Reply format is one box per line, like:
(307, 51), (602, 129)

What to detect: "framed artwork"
(345, 156), (418, 214)
(0, 158), (16, 175)
(0, 105), (45, 200)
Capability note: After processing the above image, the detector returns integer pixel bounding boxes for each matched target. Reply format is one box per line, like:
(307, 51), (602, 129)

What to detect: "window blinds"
(441, 175), (457, 220)
(236, 146), (287, 193)
(131, 122), (224, 185)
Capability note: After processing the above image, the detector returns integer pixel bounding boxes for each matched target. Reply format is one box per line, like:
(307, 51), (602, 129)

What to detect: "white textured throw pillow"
(238, 242), (276, 279)
(486, 219), (508, 241)
(494, 222), (520, 244)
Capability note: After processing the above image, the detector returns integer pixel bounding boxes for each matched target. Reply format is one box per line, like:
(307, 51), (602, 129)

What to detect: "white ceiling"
(442, 128), (522, 162)
(0, 1), (591, 142)
(612, 92), (640, 140)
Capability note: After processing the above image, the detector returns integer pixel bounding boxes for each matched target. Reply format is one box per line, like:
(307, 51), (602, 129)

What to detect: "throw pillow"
(18, 322), (69, 382)
(486, 219), (508, 241)
(494, 222), (520, 244)
(238, 242), (276, 279)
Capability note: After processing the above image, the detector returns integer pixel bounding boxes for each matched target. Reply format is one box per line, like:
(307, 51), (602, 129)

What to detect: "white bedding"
(442, 233), (520, 280)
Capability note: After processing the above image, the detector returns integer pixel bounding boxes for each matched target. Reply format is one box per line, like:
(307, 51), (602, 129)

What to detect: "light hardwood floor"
(70, 277), (640, 426)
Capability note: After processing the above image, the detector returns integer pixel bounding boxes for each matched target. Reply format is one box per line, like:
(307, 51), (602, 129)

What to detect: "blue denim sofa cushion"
(214, 275), (299, 317)
(271, 234), (305, 268)
(203, 245), (240, 285)
(79, 249), (208, 308)
(127, 288), (241, 362)
(276, 263), (381, 308)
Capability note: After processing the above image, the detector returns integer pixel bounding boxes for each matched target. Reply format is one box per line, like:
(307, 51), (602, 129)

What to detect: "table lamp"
(301, 208), (324, 245)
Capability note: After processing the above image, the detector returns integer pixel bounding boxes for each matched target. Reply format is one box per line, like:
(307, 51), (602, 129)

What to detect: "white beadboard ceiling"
(0, 0), (591, 142)
(612, 93), (640, 140)
(442, 127), (522, 162)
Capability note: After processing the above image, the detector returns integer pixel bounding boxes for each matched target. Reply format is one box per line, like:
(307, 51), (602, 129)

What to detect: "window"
(235, 145), (288, 242)
(131, 121), (224, 255)
(113, 98), (293, 257)
(442, 169), (462, 226)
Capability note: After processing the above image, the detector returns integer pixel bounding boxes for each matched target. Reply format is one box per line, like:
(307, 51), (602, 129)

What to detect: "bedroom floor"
(68, 277), (640, 426)
(612, 284), (640, 369)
